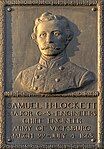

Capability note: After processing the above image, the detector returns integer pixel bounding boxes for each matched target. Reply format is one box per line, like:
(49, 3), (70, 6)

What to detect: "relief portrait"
(13, 12), (95, 93)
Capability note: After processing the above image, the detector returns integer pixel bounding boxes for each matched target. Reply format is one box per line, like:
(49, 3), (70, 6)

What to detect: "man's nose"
(46, 33), (53, 43)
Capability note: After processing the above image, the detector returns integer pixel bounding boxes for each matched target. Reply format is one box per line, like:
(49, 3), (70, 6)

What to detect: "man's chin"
(42, 50), (62, 56)
(43, 52), (60, 56)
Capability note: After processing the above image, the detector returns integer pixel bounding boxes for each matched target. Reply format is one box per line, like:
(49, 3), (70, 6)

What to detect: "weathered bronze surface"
(14, 12), (95, 94)
(6, 97), (97, 148)
(0, 0), (104, 148)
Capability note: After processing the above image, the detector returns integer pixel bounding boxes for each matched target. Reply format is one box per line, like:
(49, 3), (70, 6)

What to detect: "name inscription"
(5, 97), (97, 145)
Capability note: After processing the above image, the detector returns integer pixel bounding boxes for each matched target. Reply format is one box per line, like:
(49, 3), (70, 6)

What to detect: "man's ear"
(31, 33), (38, 45)
(65, 29), (74, 46)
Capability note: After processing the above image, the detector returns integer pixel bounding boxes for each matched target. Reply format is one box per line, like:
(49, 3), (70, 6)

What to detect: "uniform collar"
(39, 51), (69, 68)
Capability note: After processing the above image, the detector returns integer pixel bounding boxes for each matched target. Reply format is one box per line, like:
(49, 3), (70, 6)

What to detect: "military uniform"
(14, 52), (95, 93)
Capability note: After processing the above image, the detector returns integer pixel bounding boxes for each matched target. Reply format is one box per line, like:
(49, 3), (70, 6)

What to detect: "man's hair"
(31, 12), (74, 45)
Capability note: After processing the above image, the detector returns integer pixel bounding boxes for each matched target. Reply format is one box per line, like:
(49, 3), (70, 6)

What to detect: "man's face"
(36, 20), (68, 56)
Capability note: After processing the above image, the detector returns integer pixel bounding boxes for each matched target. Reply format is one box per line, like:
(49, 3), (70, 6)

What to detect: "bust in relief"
(14, 12), (95, 93)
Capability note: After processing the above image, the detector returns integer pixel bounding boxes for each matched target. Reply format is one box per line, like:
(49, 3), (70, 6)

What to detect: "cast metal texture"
(5, 0), (97, 6)
(0, 0), (103, 149)
(0, 0), (5, 148)
(97, 0), (104, 147)
(13, 11), (96, 94)
(4, 91), (99, 97)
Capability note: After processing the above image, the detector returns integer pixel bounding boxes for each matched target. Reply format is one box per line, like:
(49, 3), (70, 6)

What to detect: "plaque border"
(4, 91), (99, 97)
(5, 0), (98, 6)
(0, 0), (103, 148)
(97, 0), (104, 148)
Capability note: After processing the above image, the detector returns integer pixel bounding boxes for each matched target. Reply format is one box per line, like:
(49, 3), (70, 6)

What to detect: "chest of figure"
(29, 65), (76, 93)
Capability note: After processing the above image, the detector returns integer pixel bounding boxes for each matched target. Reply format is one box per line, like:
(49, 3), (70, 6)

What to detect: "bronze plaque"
(0, 0), (104, 148)
(5, 97), (97, 148)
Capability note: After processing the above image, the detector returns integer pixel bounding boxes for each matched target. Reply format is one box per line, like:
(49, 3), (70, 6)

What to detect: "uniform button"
(55, 78), (60, 82)
(59, 66), (64, 70)
(51, 88), (56, 93)
(37, 65), (42, 70)
(35, 75), (39, 79)
(34, 87), (38, 91)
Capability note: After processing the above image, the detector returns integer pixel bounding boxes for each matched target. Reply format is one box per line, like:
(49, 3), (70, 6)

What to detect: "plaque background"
(5, 6), (97, 91)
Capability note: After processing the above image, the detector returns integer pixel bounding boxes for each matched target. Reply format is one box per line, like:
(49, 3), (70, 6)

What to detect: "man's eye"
(54, 31), (61, 37)
(40, 33), (46, 38)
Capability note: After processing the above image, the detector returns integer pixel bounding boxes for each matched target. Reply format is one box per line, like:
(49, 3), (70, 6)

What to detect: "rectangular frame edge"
(4, 0), (98, 6)
(0, 0), (6, 147)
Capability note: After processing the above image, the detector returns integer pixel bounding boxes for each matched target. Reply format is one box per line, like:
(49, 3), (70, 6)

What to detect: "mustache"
(41, 43), (60, 50)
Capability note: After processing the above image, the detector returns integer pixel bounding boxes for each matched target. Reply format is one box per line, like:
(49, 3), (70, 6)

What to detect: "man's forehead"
(37, 20), (66, 33)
